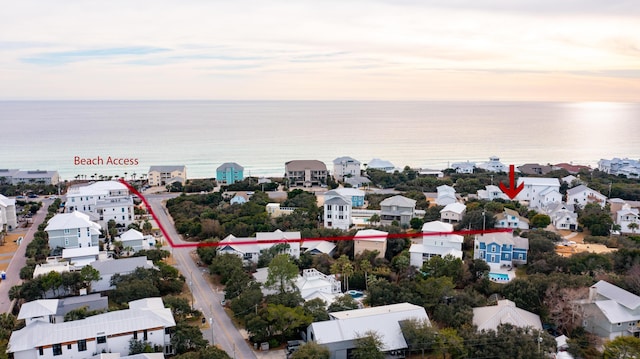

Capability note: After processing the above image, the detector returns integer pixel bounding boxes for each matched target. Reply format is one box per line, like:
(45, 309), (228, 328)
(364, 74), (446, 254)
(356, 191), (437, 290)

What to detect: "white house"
(302, 240), (336, 256)
(306, 303), (430, 359)
(567, 185), (607, 208)
(516, 177), (562, 210)
(45, 211), (102, 252)
(65, 181), (134, 231)
(333, 157), (361, 182)
(8, 297), (176, 359)
(477, 185), (510, 201)
(254, 268), (342, 305)
(323, 194), (353, 230)
(617, 204), (639, 234)
(495, 208), (530, 230)
(119, 228), (156, 253)
(440, 202), (466, 223)
(325, 188), (365, 208)
(62, 246), (100, 269)
(367, 158), (396, 173)
(409, 221), (463, 268)
(545, 203), (578, 231)
(218, 230), (301, 263)
(436, 185), (457, 206)
(473, 299), (542, 332)
(477, 156), (507, 173)
(581, 280), (640, 339)
(0, 194), (17, 231)
(450, 161), (476, 174)
(599, 158), (640, 179)
(0, 169), (60, 185)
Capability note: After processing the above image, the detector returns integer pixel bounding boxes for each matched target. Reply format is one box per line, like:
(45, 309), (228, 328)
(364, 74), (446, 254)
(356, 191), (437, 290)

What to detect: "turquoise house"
(216, 162), (244, 184)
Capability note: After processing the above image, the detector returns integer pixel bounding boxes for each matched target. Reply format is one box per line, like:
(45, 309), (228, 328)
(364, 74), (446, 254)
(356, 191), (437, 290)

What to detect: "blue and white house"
(473, 232), (529, 268)
(324, 188), (365, 208)
(216, 162), (244, 185)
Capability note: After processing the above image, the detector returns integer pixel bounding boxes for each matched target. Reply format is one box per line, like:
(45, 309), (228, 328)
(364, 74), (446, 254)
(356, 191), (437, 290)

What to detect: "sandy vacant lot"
(0, 233), (24, 272)
(555, 230), (617, 257)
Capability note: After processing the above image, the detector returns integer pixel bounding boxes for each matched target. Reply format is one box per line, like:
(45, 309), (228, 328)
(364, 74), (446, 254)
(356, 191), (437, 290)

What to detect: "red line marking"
(119, 179), (513, 248)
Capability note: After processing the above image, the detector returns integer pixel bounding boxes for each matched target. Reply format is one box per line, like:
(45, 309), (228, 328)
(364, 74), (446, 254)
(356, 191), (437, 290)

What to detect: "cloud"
(22, 47), (169, 65)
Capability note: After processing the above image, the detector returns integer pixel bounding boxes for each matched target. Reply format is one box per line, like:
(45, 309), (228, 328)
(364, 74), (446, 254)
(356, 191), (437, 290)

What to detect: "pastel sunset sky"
(1, 0), (639, 101)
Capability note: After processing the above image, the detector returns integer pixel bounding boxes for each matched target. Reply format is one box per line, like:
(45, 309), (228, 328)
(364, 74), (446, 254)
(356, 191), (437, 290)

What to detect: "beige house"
(285, 160), (328, 187)
(147, 165), (187, 186)
(354, 229), (388, 259)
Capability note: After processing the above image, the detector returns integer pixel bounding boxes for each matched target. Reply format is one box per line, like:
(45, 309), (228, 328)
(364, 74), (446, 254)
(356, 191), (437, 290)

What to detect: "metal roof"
(45, 211), (102, 232)
(380, 195), (416, 208)
(473, 300), (542, 331)
(593, 280), (640, 310)
(17, 299), (59, 320)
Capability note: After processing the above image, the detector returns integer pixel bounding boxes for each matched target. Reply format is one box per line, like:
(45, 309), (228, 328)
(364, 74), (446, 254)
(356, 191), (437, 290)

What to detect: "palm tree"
(629, 222), (639, 234)
(360, 260), (372, 291)
(369, 214), (381, 227)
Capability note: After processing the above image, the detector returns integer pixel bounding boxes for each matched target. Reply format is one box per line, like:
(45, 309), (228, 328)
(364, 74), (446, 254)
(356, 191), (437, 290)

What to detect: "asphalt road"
(0, 198), (51, 314)
(146, 194), (257, 359)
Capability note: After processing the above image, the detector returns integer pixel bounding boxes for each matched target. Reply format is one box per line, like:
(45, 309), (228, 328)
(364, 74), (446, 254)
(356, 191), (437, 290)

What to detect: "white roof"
(593, 280), (640, 310)
(17, 299), (59, 320)
(256, 229), (301, 241)
(333, 156), (360, 165)
(409, 244), (463, 259)
(148, 165), (185, 173)
(68, 181), (128, 196)
(219, 235), (261, 254)
(437, 185), (456, 194)
(333, 188), (365, 197)
(368, 158), (395, 169)
(9, 298), (175, 352)
(62, 246), (99, 259)
(594, 300), (640, 324)
(354, 229), (388, 242)
(45, 211), (102, 232)
(517, 177), (560, 187)
(303, 240), (336, 255)
(0, 194), (16, 207)
(310, 303), (429, 351)
(440, 202), (466, 215)
(473, 299), (542, 331)
(422, 221), (453, 233)
(324, 196), (351, 206)
(380, 195), (416, 207)
(120, 228), (144, 241)
(90, 257), (155, 275)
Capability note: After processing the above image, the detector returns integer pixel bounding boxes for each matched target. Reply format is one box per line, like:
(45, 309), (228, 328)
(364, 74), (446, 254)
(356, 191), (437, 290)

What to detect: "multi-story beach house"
(567, 184), (607, 208)
(0, 169), (60, 185)
(119, 228), (156, 253)
(409, 221), (463, 268)
(477, 184), (509, 201)
(285, 160), (328, 187)
(450, 161), (476, 174)
(65, 181), (134, 231)
(516, 177), (562, 210)
(476, 156), (507, 173)
(380, 195), (416, 226)
(0, 194), (17, 231)
(323, 194), (352, 230)
(473, 232), (529, 268)
(324, 188), (365, 208)
(8, 297), (176, 358)
(617, 204), (639, 234)
(545, 202), (578, 231)
(473, 300), (542, 332)
(580, 280), (640, 340)
(147, 165), (187, 186)
(216, 162), (244, 184)
(599, 158), (640, 179)
(332, 156), (361, 182)
(44, 211), (101, 252)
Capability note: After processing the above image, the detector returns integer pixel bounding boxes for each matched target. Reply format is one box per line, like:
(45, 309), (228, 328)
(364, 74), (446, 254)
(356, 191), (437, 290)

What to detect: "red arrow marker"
(499, 164), (524, 199)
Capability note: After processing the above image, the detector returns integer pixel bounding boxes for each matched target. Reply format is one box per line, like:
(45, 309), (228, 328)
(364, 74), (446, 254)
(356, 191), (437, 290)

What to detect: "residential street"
(0, 198), (51, 314)
(146, 194), (259, 359)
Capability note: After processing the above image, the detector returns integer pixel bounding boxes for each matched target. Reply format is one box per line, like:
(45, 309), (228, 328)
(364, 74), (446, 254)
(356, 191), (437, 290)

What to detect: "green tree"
(410, 217), (424, 230)
(352, 330), (385, 359)
(603, 335), (640, 359)
(266, 254), (299, 294)
(290, 342), (330, 359)
(369, 214), (381, 226)
(331, 255), (354, 291)
(128, 338), (154, 354)
(171, 321), (209, 354)
(327, 295), (360, 313)
(304, 298), (329, 322)
(173, 346), (232, 359)
(531, 214), (551, 229)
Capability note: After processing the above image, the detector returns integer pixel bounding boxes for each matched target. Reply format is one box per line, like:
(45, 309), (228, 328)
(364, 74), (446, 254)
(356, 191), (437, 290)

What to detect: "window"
(65, 238), (69, 246)
(122, 208), (125, 212)
(97, 336), (106, 344)
(133, 331), (138, 339)
(491, 246), (496, 253)
(64, 229), (70, 234)
(38, 347), (43, 356)
(78, 340), (87, 352)
(67, 344), (72, 349)
(143, 330), (148, 341)
(52, 344), (62, 356)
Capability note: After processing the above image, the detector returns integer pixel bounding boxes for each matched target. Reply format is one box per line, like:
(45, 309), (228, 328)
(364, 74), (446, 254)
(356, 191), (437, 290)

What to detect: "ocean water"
(1, 101), (639, 181)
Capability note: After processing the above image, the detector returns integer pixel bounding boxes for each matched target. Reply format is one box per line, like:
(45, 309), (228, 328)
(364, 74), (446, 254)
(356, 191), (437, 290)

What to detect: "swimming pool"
(347, 290), (364, 298)
(489, 273), (510, 282)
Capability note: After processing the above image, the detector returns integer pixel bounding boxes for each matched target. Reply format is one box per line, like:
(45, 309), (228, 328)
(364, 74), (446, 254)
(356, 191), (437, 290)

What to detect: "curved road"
(0, 198), (51, 314)
(146, 194), (256, 359)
